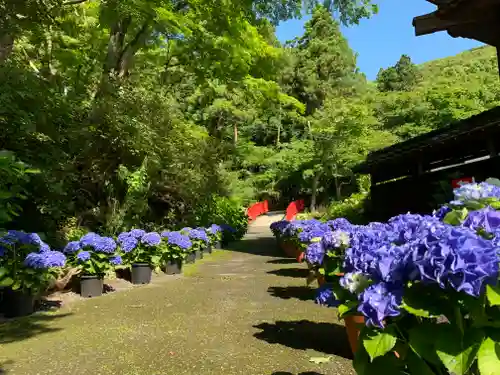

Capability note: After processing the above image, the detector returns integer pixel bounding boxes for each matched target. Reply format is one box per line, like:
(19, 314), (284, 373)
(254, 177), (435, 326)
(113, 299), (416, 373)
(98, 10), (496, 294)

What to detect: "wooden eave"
(413, 0), (500, 46)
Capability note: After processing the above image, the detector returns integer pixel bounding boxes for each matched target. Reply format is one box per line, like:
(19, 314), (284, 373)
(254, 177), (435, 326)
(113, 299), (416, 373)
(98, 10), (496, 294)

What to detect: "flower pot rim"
(132, 263), (151, 267)
(80, 275), (103, 279)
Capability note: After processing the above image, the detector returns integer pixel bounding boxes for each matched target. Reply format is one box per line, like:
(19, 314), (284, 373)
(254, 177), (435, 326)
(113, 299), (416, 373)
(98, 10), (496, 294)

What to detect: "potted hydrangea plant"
(116, 230), (161, 284)
(63, 232), (120, 297)
(190, 228), (210, 260)
(160, 231), (192, 274)
(206, 224), (222, 253)
(0, 230), (66, 317)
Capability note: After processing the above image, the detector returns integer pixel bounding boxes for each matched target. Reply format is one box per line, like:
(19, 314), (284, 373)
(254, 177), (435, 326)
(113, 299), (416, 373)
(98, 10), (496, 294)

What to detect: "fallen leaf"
(309, 356), (332, 364)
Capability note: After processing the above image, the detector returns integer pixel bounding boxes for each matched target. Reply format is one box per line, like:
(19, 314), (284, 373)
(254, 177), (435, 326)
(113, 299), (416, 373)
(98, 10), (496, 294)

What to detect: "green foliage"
(0, 150), (38, 228)
(376, 54), (422, 92)
(326, 191), (370, 224)
(192, 196), (248, 243)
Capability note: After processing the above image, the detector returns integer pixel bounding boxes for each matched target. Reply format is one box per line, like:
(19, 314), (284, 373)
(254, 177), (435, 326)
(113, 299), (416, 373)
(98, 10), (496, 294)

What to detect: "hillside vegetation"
(0, 0), (498, 240)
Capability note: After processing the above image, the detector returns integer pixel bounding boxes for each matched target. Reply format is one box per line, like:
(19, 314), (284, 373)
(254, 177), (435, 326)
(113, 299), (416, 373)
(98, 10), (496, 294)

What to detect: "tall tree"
(376, 54), (422, 92)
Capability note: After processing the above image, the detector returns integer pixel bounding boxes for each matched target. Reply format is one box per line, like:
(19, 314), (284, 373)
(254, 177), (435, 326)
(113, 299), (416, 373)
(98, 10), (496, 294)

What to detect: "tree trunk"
(233, 124), (238, 144)
(334, 175), (342, 200)
(0, 34), (14, 64)
(310, 172), (321, 212)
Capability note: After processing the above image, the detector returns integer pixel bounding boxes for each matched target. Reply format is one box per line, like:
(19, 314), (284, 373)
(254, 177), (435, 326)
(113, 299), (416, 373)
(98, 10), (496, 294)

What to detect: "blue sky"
(275, 0), (483, 80)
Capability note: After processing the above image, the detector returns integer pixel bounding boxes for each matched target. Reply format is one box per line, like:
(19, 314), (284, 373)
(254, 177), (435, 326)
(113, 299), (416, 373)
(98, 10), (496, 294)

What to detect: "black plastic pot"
(80, 276), (103, 298)
(195, 249), (204, 260)
(203, 245), (212, 254)
(3, 289), (35, 318)
(115, 268), (132, 282)
(165, 260), (182, 275)
(131, 263), (152, 285)
(215, 241), (222, 249)
(186, 252), (196, 264)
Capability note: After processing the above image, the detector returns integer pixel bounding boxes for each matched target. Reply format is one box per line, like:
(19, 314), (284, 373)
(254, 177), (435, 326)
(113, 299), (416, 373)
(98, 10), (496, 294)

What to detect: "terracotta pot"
(296, 251), (305, 263)
(334, 272), (345, 277)
(344, 315), (365, 355)
(317, 275), (326, 286)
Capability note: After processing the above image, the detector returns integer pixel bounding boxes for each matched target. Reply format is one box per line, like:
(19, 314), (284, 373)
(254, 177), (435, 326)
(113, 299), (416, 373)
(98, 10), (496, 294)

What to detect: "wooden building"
(354, 107), (500, 221)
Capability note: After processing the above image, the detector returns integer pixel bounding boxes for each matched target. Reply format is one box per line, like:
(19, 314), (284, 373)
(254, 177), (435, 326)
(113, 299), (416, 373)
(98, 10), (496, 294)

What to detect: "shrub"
(325, 191), (369, 224)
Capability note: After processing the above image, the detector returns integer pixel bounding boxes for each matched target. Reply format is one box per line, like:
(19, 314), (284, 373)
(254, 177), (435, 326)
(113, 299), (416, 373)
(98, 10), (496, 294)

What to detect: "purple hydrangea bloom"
(270, 220), (290, 236)
(326, 218), (353, 231)
(453, 182), (500, 202)
(93, 236), (117, 254)
(462, 207), (500, 233)
(315, 283), (340, 307)
(433, 206), (451, 220)
(208, 224), (222, 234)
(411, 227), (498, 297)
(117, 232), (131, 243)
(130, 229), (146, 239)
(298, 228), (326, 243)
(77, 251), (91, 262)
(24, 251), (66, 269)
(80, 232), (100, 248)
(188, 229), (209, 243)
(304, 242), (325, 265)
(321, 230), (349, 249)
(358, 282), (403, 328)
(110, 255), (122, 265)
(141, 232), (161, 247)
(64, 241), (81, 254)
(340, 272), (370, 294)
(221, 224), (236, 233)
(119, 236), (138, 253)
(164, 231), (192, 249)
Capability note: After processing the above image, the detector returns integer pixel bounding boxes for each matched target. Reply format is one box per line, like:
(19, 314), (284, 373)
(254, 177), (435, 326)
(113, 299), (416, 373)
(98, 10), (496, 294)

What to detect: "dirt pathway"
(0, 215), (354, 375)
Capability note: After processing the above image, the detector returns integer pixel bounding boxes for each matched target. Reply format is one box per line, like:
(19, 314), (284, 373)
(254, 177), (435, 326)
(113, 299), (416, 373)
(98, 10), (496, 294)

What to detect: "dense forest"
(1, 0), (499, 242)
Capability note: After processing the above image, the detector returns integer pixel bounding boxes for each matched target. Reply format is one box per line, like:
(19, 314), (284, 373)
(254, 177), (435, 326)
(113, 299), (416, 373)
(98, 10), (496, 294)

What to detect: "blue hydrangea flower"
(221, 224), (236, 233)
(188, 229), (209, 243)
(64, 241), (81, 254)
(304, 242), (325, 265)
(117, 232), (131, 243)
(93, 236), (117, 253)
(141, 232), (161, 246)
(321, 230), (350, 249)
(77, 251), (91, 262)
(358, 282), (403, 328)
(80, 232), (100, 248)
(453, 182), (500, 202)
(209, 224), (222, 233)
(110, 255), (122, 265)
(340, 272), (370, 294)
(315, 283), (341, 307)
(270, 220), (290, 235)
(462, 207), (500, 233)
(119, 236), (138, 253)
(164, 231), (192, 249)
(130, 229), (146, 239)
(433, 205), (451, 220)
(24, 251), (66, 269)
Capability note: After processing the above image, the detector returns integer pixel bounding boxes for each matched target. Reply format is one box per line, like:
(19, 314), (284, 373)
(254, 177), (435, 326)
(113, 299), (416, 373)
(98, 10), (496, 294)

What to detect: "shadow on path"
(271, 372), (325, 375)
(267, 258), (296, 264)
(229, 237), (282, 257)
(0, 312), (72, 344)
(268, 286), (315, 301)
(267, 268), (309, 278)
(253, 320), (352, 360)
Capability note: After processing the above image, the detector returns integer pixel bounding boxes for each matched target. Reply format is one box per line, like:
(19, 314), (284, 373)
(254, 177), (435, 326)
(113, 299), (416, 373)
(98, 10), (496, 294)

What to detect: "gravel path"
(0, 214), (354, 375)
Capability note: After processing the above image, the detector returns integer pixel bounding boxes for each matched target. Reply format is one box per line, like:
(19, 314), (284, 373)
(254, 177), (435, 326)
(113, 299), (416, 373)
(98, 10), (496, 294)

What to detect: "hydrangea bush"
(64, 232), (120, 277)
(160, 231), (192, 262)
(0, 230), (66, 293)
(116, 229), (162, 267)
(270, 179), (500, 375)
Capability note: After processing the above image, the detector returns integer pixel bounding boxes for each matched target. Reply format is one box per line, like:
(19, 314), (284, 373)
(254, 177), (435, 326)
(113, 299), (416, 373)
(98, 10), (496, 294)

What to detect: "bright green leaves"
(477, 337), (500, 375)
(486, 285), (500, 307)
(434, 325), (483, 375)
(362, 326), (398, 362)
(443, 207), (469, 226)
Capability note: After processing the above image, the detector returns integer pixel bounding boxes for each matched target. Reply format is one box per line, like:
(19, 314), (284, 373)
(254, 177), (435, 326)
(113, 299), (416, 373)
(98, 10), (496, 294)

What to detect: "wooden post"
(497, 46), (500, 77)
